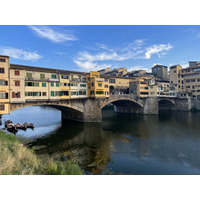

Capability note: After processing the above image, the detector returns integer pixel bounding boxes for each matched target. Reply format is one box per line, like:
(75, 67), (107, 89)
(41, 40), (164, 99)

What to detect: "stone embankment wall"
(191, 98), (200, 110)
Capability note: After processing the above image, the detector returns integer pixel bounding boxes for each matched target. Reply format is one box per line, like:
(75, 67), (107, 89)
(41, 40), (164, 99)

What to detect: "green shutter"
(25, 82), (28, 86)
(42, 83), (46, 87)
(51, 74), (57, 79)
(51, 91), (54, 96)
(56, 82), (59, 87)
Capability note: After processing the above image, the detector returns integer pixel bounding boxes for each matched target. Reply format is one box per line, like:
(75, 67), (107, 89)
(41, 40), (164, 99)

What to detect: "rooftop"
(10, 63), (84, 75)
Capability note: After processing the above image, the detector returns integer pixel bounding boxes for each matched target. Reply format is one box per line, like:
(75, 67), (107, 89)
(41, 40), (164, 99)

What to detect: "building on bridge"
(152, 64), (169, 81)
(170, 62), (200, 99)
(0, 56), (10, 114)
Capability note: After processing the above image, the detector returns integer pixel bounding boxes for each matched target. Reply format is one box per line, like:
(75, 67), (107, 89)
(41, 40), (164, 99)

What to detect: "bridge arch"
(158, 98), (176, 111)
(101, 97), (144, 114)
(9, 101), (85, 122)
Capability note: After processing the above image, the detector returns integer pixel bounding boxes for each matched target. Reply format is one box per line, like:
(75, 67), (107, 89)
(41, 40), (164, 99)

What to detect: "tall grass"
(0, 131), (84, 175)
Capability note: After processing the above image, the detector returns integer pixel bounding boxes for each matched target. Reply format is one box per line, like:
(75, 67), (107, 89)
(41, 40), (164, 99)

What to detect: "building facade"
(152, 64), (169, 81)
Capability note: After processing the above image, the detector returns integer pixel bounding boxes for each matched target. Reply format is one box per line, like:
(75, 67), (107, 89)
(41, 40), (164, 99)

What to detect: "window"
(0, 105), (5, 110)
(42, 92), (47, 96)
(51, 91), (54, 96)
(51, 74), (57, 79)
(61, 75), (69, 79)
(150, 92), (155, 95)
(51, 82), (54, 87)
(79, 90), (86, 95)
(105, 85), (108, 88)
(25, 82), (33, 86)
(80, 84), (86, 87)
(0, 93), (8, 99)
(0, 58), (6, 62)
(109, 79), (115, 83)
(96, 91), (104, 95)
(26, 73), (32, 78)
(15, 70), (20, 76)
(12, 92), (20, 98)
(34, 82), (39, 87)
(40, 74), (45, 80)
(0, 80), (8, 86)
(71, 91), (78, 96)
(61, 91), (69, 96)
(140, 92), (149, 95)
(56, 82), (59, 87)
(15, 81), (20, 86)
(42, 82), (46, 87)
(61, 83), (68, 86)
(0, 68), (5, 73)
(191, 79), (196, 82)
(98, 83), (102, 87)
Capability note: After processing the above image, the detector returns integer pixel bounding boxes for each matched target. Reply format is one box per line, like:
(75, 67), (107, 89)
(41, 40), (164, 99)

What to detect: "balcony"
(25, 77), (34, 81)
(48, 78), (59, 82)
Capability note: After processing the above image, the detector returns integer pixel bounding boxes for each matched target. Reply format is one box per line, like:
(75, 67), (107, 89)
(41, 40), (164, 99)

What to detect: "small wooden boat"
(16, 123), (27, 130)
(7, 123), (18, 133)
(24, 122), (34, 129)
(28, 123), (34, 128)
(5, 120), (13, 127)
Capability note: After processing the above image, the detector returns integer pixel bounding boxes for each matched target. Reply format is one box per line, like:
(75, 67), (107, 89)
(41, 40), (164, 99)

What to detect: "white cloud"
(121, 39), (146, 52)
(95, 43), (114, 52)
(29, 26), (78, 43)
(76, 50), (144, 62)
(0, 46), (42, 61)
(74, 60), (111, 71)
(74, 40), (173, 71)
(145, 44), (173, 59)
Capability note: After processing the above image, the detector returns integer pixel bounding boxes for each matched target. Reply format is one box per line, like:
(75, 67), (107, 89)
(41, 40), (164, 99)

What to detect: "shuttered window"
(15, 81), (20, 86)
(0, 105), (5, 110)
(15, 70), (20, 75)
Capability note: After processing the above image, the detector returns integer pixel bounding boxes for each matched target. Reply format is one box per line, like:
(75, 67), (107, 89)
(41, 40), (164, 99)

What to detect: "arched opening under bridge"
(102, 99), (143, 114)
(158, 99), (176, 111)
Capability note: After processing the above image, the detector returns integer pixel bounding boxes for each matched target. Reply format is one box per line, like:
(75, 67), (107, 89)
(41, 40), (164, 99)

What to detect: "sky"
(1, 25), (200, 72)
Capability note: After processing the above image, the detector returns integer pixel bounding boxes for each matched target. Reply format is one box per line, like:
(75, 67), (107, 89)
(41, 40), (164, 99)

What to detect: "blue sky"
(1, 25), (200, 72)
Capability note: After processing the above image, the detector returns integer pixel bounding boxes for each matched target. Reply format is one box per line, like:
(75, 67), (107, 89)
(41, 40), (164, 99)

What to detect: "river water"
(1, 105), (200, 175)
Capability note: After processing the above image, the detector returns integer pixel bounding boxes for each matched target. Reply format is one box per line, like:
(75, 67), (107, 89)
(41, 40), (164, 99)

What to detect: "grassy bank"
(0, 131), (84, 175)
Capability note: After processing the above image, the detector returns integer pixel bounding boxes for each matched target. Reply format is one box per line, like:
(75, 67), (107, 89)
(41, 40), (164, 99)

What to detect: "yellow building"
(129, 77), (150, 98)
(100, 75), (130, 94)
(87, 71), (109, 98)
(0, 55), (10, 114)
(148, 79), (158, 97)
(170, 65), (182, 92)
(60, 74), (70, 99)
(10, 67), (26, 103)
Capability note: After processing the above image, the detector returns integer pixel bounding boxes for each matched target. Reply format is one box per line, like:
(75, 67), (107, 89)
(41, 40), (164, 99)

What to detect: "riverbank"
(0, 131), (84, 175)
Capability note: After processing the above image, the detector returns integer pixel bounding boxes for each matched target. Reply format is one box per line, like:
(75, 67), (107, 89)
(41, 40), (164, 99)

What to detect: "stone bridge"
(9, 95), (191, 122)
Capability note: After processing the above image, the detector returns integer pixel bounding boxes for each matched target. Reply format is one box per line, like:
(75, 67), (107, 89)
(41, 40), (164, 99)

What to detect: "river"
(1, 105), (200, 175)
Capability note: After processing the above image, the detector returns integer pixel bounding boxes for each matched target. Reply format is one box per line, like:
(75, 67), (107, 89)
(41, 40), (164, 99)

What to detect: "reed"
(0, 131), (84, 175)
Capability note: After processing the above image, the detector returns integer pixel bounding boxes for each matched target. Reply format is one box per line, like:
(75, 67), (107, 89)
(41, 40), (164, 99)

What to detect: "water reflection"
(2, 106), (200, 174)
